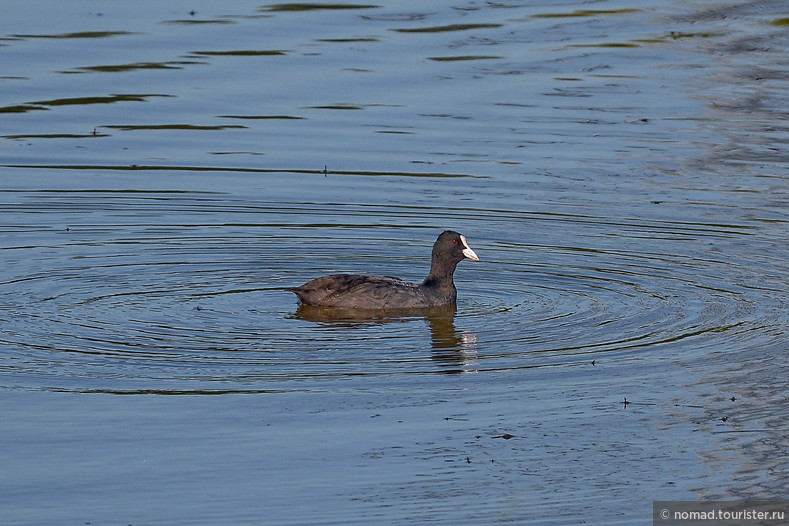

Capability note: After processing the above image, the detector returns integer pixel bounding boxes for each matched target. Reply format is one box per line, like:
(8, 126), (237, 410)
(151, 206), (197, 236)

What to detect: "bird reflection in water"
(293, 303), (478, 374)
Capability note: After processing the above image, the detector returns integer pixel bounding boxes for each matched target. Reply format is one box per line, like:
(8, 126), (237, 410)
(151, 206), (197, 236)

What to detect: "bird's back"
(290, 273), (428, 309)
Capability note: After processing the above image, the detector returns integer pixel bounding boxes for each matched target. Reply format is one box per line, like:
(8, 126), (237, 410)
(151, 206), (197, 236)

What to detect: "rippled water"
(1, 1), (787, 525)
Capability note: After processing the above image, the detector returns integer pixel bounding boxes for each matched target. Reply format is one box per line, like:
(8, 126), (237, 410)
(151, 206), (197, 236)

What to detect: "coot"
(290, 230), (480, 309)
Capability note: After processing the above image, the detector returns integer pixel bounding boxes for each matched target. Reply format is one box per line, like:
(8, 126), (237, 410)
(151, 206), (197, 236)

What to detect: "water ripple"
(1, 189), (780, 394)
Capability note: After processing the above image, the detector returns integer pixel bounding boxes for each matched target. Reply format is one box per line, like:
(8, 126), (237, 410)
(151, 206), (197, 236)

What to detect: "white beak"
(460, 235), (480, 261)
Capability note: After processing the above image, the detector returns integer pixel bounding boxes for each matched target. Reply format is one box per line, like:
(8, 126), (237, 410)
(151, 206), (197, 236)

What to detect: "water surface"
(1, 1), (787, 524)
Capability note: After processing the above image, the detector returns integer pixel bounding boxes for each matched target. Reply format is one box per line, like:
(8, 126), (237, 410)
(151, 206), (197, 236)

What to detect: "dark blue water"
(1, 1), (787, 524)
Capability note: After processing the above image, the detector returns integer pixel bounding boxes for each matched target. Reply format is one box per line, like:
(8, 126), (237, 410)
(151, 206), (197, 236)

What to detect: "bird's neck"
(422, 258), (459, 290)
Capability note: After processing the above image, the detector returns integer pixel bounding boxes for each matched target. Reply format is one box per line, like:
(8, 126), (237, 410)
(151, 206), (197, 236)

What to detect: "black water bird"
(290, 230), (480, 309)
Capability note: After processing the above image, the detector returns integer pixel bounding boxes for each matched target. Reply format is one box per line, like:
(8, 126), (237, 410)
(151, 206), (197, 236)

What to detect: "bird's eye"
(452, 240), (458, 245)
